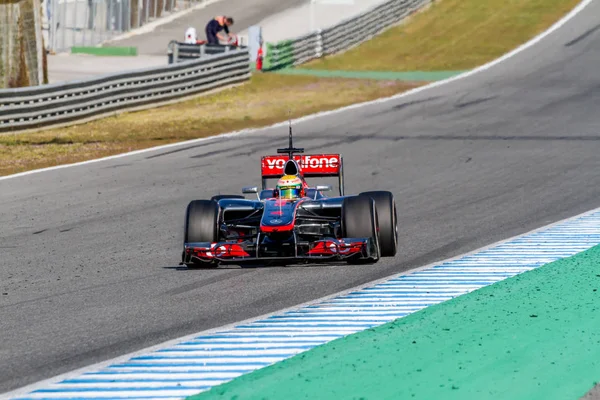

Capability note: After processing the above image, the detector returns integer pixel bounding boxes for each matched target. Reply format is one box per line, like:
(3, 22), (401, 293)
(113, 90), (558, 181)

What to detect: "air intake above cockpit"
(284, 160), (300, 176)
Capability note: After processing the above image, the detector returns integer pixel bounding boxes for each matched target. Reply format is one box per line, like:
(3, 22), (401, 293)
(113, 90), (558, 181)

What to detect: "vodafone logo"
(302, 155), (339, 170)
(264, 155), (340, 170)
(266, 158), (286, 169)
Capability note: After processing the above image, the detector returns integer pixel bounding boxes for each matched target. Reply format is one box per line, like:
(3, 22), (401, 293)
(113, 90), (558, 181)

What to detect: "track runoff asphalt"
(1, 0), (600, 394)
(108, 0), (306, 55)
(47, 0), (306, 83)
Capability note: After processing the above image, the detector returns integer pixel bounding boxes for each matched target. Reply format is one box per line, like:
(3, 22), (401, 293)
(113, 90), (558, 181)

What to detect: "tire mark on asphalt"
(0, 270), (169, 310)
(145, 141), (227, 159)
(182, 163), (214, 170)
(371, 96), (442, 117)
(279, 133), (600, 146)
(189, 145), (256, 159)
(380, 134), (600, 141)
(308, 134), (379, 150)
(310, 134), (600, 143)
(565, 23), (600, 46)
(162, 269), (254, 296)
(455, 95), (498, 109)
(103, 163), (133, 169)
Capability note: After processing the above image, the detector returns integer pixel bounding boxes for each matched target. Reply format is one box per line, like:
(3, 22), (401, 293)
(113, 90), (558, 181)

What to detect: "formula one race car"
(181, 126), (398, 268)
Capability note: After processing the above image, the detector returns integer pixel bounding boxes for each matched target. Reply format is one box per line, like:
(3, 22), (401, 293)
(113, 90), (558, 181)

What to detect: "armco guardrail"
(264, 0), (430, 70)
(167, 42), (247, 64)
(0, 49), (250, 134)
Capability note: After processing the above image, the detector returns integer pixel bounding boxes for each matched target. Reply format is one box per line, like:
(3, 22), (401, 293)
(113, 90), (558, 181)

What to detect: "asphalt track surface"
(113, 0), (306, 55)
(1, 2), (600, 394)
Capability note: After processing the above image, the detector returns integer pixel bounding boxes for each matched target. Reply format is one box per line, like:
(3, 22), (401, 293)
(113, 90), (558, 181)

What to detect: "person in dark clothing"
(205, 16), (234, 45)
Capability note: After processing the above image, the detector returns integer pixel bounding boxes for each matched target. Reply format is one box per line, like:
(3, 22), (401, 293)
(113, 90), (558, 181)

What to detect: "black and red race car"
(181, 129), (397, 268)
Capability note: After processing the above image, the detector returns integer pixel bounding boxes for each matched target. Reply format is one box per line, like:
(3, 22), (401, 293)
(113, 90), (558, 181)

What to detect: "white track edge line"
(4, 200), (600, 399)
(0, 0), (591, 183)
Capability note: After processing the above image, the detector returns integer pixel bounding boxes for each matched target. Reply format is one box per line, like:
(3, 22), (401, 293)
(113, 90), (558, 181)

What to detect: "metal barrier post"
(90, 0), (97, 45)
(316, 29), (322, 58)
(109, 0), (114, 33)
(127, 0), (131, 30)
(102, 0), (108, 42)
(60, 0), (67, 51)
(105, 0), (110, 36)
(50, 0), (58, 52)
(173, 42), (179, 62)
(118, 0), (123, 32)
(137, 0), (141, 27)
(309, 0), (315, 32)
(98, 0), (104, 41)
(72, 0), (79, 47)
(81, 0), (88, 46)
(144, 0), (148, 24)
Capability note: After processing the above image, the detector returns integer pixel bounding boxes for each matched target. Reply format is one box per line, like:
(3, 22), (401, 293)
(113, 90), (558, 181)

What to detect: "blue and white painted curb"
(5, 208), (600, 399)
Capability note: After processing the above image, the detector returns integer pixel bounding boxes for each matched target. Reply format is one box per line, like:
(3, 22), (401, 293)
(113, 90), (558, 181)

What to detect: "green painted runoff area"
(273, 69), (467, 81)
(189, 245), (600, 400)
(70, 46), (138, 56)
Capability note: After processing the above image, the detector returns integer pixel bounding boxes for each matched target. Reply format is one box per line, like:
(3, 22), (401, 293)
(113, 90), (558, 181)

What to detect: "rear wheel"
(184, 200), (220, 268)
(341, 195), (379, 264)
(359, 191), (397, 257)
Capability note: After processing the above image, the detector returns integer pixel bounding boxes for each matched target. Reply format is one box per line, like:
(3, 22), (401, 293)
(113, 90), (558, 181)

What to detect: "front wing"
(182, 237), (378, 265)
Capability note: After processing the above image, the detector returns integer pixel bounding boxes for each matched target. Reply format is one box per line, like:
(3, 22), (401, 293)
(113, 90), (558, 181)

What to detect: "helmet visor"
(280, 187), (301, 199)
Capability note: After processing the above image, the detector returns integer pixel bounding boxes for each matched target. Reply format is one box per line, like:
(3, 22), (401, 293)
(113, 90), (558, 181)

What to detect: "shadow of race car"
(181, 126), (398, 268)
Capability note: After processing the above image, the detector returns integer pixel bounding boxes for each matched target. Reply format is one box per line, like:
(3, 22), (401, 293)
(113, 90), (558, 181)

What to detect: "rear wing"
(261, 154), (345, 196)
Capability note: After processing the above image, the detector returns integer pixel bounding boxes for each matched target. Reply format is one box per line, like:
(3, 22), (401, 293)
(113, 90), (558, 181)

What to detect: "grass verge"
(0, 75), (419, 176)
(304, 0), (581, 71)
(0, 0), (582, 177)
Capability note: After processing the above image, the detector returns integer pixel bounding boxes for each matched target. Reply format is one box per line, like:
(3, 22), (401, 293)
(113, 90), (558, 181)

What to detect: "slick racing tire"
(211, 195), (245, 202)
(184, 200), (219, 268)
(359, 191), (398, 257)
(341, 195), (380, 264)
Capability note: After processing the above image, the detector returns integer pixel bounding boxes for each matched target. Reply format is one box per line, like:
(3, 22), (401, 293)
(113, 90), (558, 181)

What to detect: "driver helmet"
(276, 175), (303, 199)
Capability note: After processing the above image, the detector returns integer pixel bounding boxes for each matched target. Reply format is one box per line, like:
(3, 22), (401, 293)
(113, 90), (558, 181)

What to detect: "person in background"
(205, 16), (234, 45)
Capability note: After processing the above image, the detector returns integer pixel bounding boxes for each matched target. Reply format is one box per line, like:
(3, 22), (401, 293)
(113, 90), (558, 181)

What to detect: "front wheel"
(359, 191), (398, 257)
(341, 195), (380, 264)
(184, 200), (219, 268)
